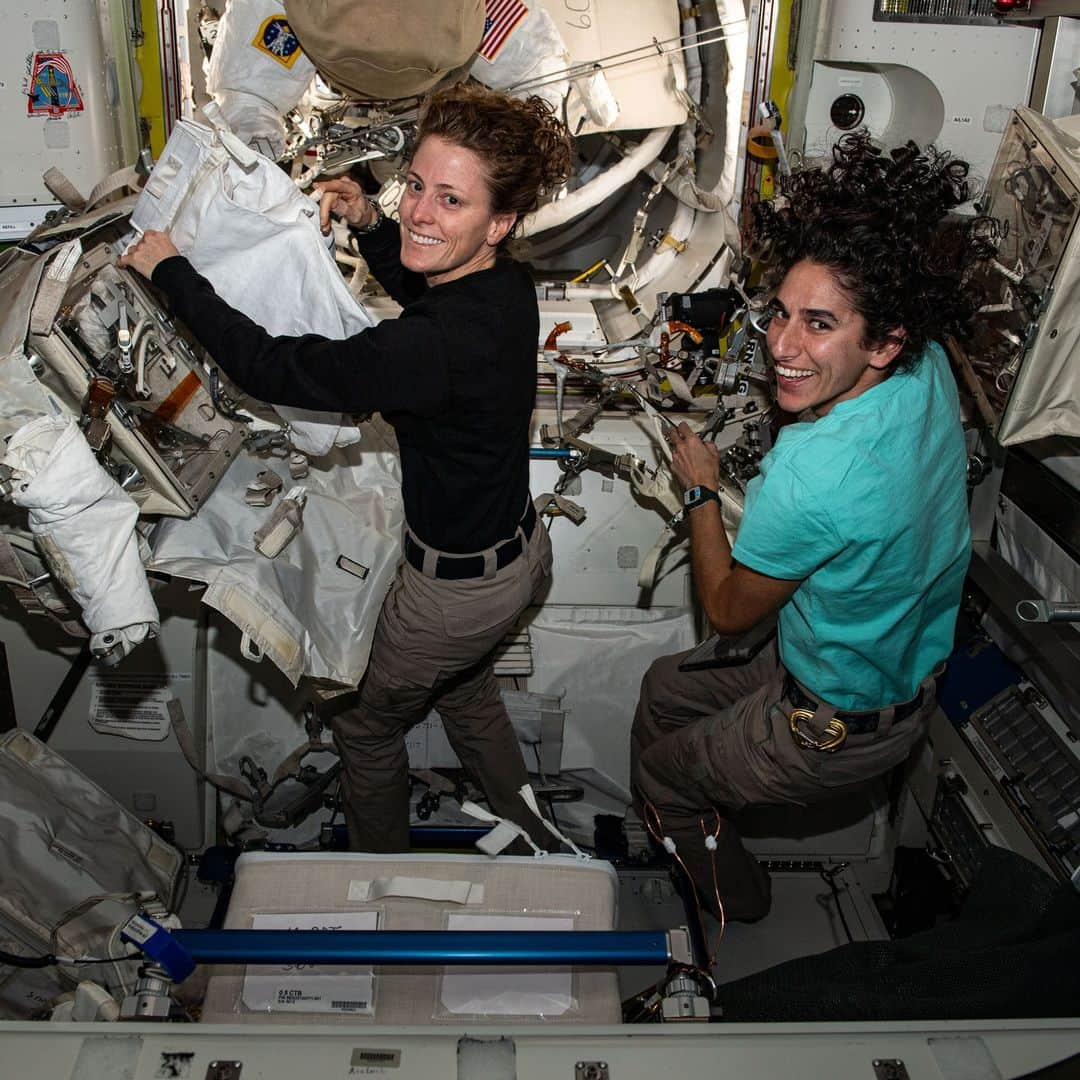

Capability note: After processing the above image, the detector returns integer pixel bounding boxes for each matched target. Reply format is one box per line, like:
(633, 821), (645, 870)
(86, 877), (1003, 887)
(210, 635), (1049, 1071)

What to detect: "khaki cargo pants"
(631, 640), (938, 919)
(330, 517), (553, 852)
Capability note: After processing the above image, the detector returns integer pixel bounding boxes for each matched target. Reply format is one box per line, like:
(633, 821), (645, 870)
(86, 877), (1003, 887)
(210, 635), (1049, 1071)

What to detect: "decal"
(479, 0), (529, 62)
(25, 52), (84, 117)
(252, 15), (302, 68)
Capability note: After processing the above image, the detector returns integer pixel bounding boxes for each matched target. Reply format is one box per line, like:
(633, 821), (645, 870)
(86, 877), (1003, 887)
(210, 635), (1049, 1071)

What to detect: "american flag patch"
(479, 0), (529, 62)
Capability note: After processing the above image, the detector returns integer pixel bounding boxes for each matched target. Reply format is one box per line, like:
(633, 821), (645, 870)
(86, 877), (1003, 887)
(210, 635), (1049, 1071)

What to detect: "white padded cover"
(200, 851), (620, 1025)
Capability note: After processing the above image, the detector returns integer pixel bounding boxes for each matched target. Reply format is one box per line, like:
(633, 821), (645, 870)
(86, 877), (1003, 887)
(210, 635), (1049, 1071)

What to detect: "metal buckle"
(789, 708), (848, 752)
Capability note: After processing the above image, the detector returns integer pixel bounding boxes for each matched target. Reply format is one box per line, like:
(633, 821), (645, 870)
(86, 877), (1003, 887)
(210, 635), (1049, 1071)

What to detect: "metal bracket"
(873, 1060), (910, 1080)
(575, 1064), (609, 1080)
(205, 1063), (242, 1080)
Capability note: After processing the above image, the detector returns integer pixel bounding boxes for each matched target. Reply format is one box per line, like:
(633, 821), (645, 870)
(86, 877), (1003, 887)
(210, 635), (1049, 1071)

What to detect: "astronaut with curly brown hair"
(631, 134), (996, 924)
(121, 84), (574, 854)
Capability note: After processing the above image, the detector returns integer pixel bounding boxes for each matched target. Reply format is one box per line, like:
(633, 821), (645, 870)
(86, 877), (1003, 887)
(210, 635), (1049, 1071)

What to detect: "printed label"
(241, 911), (378, 1015)
(962, 724), (1006, 780)
(122, 915), (157, 945)
(348, 1048), (402, 1075)
(48, 837), (85, 869)
(88, 672), (190, 741)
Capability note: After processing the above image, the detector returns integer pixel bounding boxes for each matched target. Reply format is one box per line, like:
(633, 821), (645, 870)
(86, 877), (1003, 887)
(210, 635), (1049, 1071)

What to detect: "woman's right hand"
(314, 177), (375, 234)
(117, 229), (181, 280)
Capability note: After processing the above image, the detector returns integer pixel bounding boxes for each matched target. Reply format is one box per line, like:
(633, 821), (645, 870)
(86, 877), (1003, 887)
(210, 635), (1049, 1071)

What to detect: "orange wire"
(666, 320), (705, 344)
(700, 812), (726, 961)
(543, 320), (572, 352)
(642, 798), (726, 970)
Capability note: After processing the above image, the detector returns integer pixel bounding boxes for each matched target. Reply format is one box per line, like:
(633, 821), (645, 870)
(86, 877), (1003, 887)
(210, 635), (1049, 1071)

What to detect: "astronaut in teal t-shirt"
(631, 133), (996, 925)
(732, 334), (971, 713)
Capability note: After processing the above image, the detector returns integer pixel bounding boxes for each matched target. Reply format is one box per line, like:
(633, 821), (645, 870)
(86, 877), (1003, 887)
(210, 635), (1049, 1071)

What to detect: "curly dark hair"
(750, 131), (999, 368)
(416, 82), (573, 246)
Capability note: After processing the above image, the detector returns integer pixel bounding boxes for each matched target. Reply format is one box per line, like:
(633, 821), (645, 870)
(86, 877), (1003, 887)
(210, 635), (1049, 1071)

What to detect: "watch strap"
(683, 485), (721, 511)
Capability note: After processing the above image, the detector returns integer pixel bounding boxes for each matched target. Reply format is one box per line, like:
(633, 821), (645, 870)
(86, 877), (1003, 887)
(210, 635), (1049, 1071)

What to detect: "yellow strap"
(747, 124), (779, 162)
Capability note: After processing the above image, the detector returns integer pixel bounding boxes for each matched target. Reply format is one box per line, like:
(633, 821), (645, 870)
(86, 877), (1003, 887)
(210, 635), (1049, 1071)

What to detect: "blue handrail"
(171, 929), (669, 967)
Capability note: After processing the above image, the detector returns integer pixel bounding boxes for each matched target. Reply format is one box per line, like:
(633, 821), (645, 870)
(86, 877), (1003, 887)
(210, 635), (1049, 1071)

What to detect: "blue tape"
(119, 913), (197, 983)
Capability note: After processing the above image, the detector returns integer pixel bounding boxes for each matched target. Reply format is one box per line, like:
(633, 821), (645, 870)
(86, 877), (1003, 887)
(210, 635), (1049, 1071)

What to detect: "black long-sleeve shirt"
(152, 217), (538, 552)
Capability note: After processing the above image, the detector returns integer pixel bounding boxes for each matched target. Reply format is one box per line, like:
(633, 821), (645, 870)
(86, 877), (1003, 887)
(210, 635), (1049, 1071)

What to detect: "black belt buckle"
(407, 501), (536, 581)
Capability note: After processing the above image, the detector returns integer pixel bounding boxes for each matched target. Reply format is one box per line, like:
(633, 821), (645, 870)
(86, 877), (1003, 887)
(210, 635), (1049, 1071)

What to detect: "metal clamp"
(788, 708), (847, 752)
(244, 469), (283, 507)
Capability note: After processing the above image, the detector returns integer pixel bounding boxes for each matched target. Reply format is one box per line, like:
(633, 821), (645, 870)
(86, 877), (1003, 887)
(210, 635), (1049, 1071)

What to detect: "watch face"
(683, 486), (702, 507)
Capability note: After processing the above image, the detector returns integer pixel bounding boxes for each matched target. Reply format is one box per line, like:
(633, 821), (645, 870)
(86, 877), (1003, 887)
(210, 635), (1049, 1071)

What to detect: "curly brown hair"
(751, 132), (999, 368)
(416, 82), (573, 244)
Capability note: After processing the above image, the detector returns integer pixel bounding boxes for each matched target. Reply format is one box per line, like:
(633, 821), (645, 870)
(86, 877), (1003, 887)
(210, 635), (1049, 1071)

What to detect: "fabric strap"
(347, 877), (485, 905)
(29, 239), (83, 336)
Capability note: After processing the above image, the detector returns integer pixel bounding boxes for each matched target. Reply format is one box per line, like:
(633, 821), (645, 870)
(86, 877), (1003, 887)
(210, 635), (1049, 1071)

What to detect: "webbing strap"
(347, 877), (485, 905)
(41, 167), (86, 210)
(0, 532), (47, 617)
(166, 698), (255, 801)
(637, 524), (681, 592)
(518, 784), (590, 860)
(533, 491), (587, 525)
(29, 239), (82, 337)
(84, 166), (143, 212)
(460, 799), (543, 857)
(0, 532), (87, 637)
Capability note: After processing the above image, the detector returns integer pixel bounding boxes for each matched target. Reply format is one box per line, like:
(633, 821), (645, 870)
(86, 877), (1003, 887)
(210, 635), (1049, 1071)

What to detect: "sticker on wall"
(251, 15), (302, 67)
(25, 52), (84, 117)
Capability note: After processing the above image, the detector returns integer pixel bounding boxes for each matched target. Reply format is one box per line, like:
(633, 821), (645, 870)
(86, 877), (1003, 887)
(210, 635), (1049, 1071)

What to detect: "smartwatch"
(683, 485), (721, 512)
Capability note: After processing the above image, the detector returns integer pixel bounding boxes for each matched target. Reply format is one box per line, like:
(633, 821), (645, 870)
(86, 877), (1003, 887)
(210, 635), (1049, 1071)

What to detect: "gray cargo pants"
(330, 514), (552, 852)
(631, 640), (938, 920)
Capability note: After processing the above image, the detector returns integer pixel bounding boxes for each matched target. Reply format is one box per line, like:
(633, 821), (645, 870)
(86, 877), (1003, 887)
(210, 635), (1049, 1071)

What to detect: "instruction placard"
(88, 671), (190, 741)
(242, 911), (378, 1016)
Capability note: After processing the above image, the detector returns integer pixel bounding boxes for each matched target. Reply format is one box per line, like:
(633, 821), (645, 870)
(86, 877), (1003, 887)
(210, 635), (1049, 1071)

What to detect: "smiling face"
(397, 135), (517, 286)
(764, 259), (905, 417)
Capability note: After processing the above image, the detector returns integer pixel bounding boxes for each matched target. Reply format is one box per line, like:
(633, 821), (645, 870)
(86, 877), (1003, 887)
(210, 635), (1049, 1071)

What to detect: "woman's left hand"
(667, 421), (721, 491)
(118, 230), (180, 280)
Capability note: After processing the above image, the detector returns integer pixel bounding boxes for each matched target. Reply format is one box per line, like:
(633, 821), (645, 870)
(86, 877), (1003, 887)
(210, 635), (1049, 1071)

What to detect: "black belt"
(404, 501), (536, 581)
(783, 675), (930, 736)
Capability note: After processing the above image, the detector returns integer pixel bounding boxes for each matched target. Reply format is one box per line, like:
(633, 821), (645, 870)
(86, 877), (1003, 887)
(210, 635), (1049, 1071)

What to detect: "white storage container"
(201, 851), (621, 1025)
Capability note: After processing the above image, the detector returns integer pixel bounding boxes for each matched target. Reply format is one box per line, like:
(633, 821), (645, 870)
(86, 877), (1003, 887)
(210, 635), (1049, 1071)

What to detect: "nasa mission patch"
(251, 15), (302, 68)
(26, 52), (85, 117)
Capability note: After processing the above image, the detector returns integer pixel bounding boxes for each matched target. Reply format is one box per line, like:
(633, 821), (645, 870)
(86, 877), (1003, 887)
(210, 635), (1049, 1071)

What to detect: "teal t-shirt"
(731, 341), (970, 710)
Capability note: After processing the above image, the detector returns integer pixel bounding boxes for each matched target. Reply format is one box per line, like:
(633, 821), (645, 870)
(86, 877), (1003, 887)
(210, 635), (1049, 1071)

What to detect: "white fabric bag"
(0, 729), (181, 1018)
(151, 417), (404, 687)
(2, 416), (159, 661)
(131, 117), (372, 457)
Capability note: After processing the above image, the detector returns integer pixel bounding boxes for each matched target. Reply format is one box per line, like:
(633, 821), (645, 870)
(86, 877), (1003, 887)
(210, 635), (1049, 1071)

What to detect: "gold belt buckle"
(788, 708), (848, 752)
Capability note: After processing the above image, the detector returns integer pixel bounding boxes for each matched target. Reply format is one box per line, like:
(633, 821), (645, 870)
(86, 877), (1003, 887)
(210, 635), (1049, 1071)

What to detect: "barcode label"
(243, 911), (378, 1015)
(351, 1049), (401, 1069)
